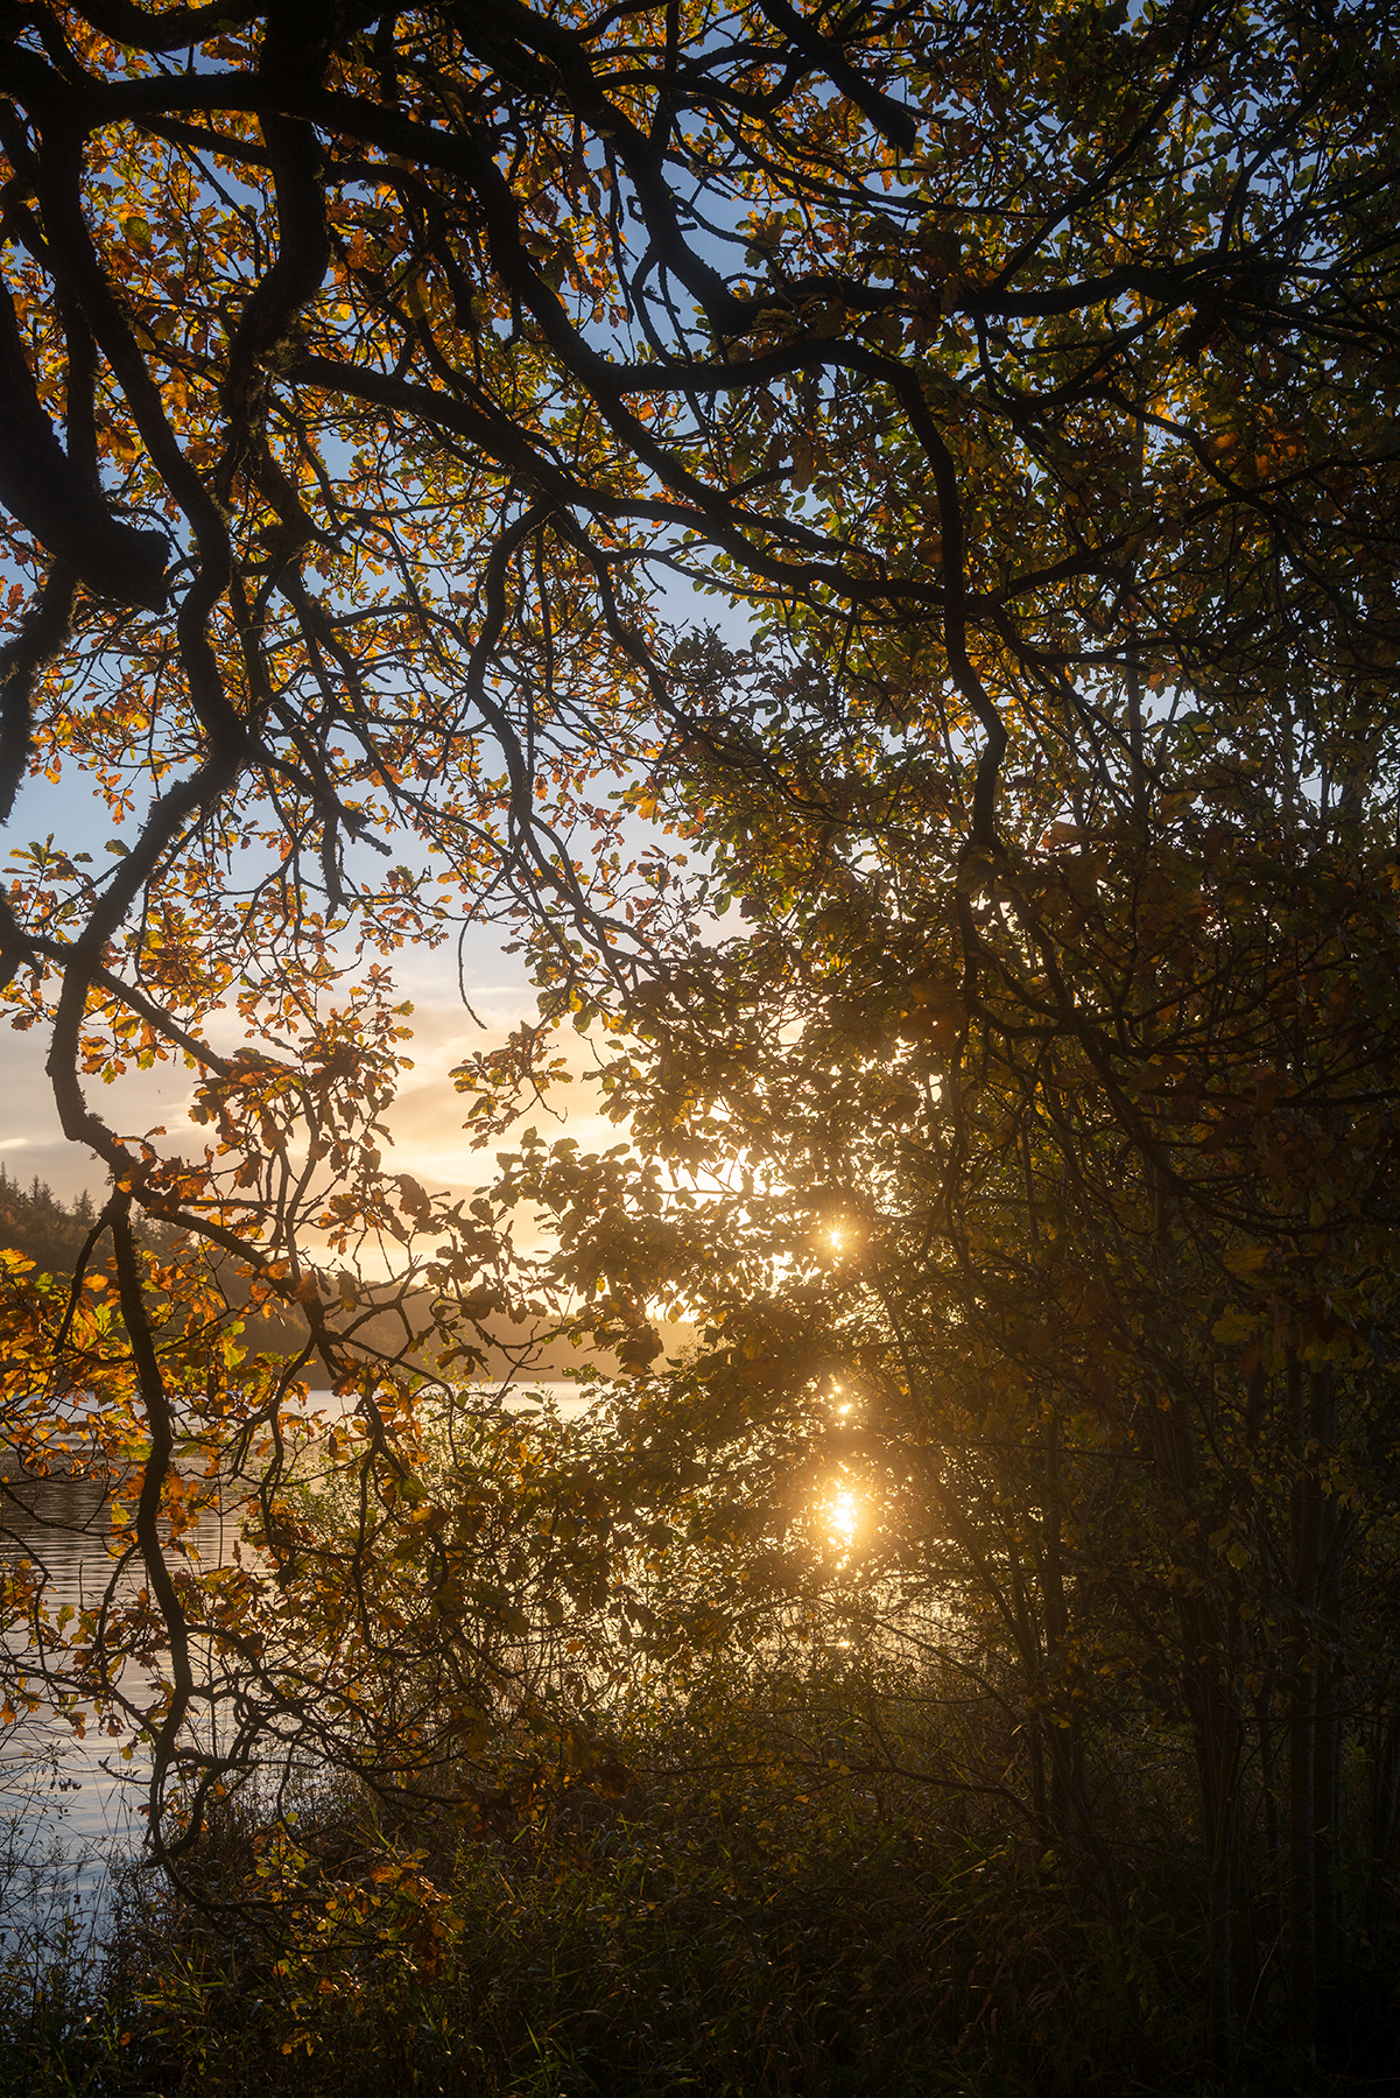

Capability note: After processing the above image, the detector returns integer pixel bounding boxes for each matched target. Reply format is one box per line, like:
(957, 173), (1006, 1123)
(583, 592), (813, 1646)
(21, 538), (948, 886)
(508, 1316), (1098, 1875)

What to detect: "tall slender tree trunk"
(1287, 1354), (1324, 2050)
(1182, 1609), (1244, 2076)
(1314, 1654), (1340, 1994)
(1289, 1663), (1318, 2050)
(1208, 1790), (1237, 2076)
(1367, 1714), (1400, 1940)
(1312, 1368), (1346, 2031)
(1257, 1694), (1285, 1977)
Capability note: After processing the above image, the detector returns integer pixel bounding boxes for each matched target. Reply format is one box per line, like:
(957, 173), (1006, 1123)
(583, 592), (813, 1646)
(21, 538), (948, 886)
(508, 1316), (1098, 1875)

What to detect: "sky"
(0, 764), (621, 1213)
(1, 576), (740, 1214)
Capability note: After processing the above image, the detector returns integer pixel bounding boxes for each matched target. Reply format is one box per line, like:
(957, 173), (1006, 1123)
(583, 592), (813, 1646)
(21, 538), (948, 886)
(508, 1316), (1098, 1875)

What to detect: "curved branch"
(110, 1197), (195, 1860)
(0, 559), (75, 820)
(0, 273), (167, 607)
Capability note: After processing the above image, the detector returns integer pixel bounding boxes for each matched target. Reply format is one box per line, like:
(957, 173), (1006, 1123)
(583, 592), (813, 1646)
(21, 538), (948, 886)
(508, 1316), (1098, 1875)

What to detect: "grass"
(2, 1656), (1395, 2096)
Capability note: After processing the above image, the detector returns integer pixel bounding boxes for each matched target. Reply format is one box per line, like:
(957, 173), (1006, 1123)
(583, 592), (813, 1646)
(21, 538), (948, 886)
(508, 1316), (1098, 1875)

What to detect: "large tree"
(510, 628), (1400, 2064)
(0, 2), (1396, 2053)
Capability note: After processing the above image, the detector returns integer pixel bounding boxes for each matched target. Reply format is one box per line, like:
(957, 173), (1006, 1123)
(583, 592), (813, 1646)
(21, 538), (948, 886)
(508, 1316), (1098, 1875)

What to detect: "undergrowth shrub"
(10, 1648), (1391, 2095)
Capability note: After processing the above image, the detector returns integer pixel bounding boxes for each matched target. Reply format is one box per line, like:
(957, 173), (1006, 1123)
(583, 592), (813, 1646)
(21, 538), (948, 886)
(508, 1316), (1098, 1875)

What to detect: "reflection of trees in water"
(2, 1465), (244, 1919)
(1, 1733), (112, 1982)
(1, 1392), (583, 1910)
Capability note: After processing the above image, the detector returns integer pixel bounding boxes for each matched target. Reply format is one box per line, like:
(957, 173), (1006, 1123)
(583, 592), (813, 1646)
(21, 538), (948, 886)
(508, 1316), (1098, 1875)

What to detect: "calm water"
(1, 1385), (586, 1953)
(1, 1466), (246, 1953)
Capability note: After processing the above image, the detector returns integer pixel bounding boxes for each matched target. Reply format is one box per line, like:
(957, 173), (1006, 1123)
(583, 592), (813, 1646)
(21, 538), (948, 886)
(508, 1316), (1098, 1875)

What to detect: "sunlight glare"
(828, 1487), (859, 1544)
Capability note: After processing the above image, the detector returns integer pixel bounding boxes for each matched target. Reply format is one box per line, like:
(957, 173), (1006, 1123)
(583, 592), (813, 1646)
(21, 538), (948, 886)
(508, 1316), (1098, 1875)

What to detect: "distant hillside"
(0, 1167), (108, 1273)
(0, 1166), (625, 1388)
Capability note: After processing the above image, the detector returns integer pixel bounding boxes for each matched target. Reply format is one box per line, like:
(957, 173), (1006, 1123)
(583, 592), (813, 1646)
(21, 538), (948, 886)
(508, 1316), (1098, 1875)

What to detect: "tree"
(506, 525), (1400, 2060)
(0, 2), (1397, 2064)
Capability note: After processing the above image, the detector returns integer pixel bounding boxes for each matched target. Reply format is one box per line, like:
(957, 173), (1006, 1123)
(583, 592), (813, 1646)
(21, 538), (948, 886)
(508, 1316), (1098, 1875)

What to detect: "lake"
(1, 1384), (588, 1959)
(1, 1464), (250, 1964)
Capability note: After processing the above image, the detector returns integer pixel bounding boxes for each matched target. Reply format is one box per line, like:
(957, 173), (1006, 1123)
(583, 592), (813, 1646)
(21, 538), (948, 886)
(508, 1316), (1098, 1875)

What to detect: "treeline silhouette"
(0, 1167), (307, 1348)
(0, 1168), (107, 1274)
(0, 1167), (190, 1273)
(0, 1166), (589, 1386)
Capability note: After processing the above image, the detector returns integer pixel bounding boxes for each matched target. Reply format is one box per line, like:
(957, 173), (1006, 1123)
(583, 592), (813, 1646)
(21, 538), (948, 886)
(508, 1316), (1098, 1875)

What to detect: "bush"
(7, 1649), (1398, 2095)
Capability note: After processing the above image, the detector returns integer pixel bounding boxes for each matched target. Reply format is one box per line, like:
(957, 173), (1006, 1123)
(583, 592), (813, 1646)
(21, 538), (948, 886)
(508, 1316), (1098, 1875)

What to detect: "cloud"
(0, 947), (623, 1221)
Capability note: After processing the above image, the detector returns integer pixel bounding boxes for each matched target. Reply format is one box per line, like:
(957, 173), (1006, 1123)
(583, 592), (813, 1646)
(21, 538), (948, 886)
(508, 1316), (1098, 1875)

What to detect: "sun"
(818, 1214), (860, 1259)
(828, 1487), (859, 1544)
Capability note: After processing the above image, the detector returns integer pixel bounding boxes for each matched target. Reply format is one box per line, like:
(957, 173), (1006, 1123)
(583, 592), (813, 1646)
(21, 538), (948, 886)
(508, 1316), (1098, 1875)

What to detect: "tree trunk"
(1287, 1353), (1319, 2050)
(1257, 1694), (1285, 1985)
(1366, 1713), (1400, 1940)
(1289, 1664), (1318, 2050)
(1185, 1637), (1243, 2074)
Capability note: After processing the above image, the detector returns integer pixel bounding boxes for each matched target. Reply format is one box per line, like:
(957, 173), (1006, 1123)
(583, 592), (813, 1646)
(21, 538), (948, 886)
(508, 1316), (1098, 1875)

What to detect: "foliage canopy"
(1, 0), (1398, 2076)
